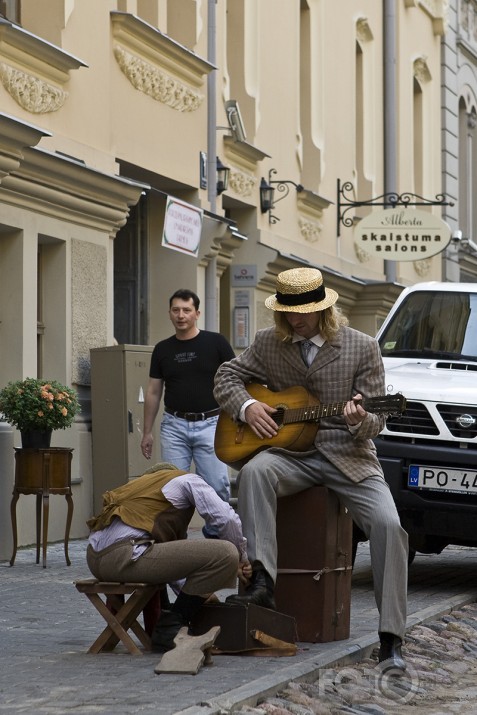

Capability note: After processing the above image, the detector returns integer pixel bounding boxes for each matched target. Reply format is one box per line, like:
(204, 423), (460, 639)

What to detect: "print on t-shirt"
(175, 351), (197, 363)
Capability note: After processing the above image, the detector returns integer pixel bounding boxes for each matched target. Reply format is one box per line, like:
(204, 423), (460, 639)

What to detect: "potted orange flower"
(0, 377), (81, 447)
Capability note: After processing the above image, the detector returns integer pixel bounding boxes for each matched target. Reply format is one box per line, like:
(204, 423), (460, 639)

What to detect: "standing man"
(141, 289), (235, 507)
(213, 267), (409, 671)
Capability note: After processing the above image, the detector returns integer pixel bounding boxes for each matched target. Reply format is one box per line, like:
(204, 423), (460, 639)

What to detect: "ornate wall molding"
(0, 63), (67, 113)
(299, 217), (322, 243)
(113, 45), (203, 112)
(0, 18), (85, 114)
(354, 243), (371, 263)
(459, 0), (477, 49)
(414, 57), (432, 83)
(356, 18), (374, 43)
(413, 258), (432, 275)
(296, 189), (331, 243)
(228, 168), (256, 197)
(110, 12), (213, 112)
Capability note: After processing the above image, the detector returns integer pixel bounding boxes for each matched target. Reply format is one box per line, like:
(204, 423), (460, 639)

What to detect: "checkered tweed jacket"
(213, 326), (386, 483)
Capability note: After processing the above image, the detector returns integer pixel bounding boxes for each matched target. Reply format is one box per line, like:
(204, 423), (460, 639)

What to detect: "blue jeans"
(160, 412), (230, 504)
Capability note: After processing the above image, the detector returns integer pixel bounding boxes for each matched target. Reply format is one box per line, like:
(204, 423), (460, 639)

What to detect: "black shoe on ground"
(378, 631), (406, 672)
(225, 568), (276, 610)
(151, 610), (188, 653)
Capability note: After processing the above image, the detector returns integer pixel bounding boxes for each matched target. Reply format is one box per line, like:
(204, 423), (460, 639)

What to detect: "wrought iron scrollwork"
(267, 169), (304, 224)
(337, 179), (454, 236)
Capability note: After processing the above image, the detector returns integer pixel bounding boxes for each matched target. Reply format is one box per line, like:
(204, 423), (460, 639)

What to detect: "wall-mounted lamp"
(199, 152), (230, 196)
(259, 168), (304, 223)
(216, 156), (230, 196)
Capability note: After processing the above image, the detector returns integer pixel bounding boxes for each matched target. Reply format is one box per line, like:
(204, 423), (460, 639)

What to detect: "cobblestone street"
(1, 539), (477, 714)
(236, 602), (477, 715)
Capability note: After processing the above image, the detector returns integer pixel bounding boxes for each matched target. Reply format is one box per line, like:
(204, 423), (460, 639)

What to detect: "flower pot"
(20, 429), (52, 449)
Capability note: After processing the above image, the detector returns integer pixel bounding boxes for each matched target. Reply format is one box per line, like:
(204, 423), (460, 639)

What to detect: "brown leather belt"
(165, 407), (221, 422)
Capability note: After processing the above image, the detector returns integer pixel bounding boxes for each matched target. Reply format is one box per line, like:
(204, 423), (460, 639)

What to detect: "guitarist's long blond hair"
(274, 305), (349, 343)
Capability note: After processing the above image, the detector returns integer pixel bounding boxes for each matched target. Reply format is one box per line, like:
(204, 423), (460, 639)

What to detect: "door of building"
(114, 195), (148, 345)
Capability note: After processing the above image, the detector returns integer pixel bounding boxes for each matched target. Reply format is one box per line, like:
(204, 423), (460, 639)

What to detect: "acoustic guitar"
(214, 383), (406, 470)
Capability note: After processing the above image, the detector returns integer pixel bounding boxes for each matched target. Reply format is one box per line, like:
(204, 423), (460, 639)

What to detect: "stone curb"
(175, 589), (477, 715)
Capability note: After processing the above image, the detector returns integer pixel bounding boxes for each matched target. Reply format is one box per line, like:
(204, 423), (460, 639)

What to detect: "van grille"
(385, 400), (477, 442)
(437, 404), (477, 439)
(386, 401), (439, 436)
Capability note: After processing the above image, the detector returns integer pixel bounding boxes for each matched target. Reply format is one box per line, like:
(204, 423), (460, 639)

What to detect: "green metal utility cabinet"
(90, 345), (159, 514)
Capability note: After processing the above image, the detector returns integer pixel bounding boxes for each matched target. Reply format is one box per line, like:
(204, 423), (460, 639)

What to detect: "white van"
(373, 282), (477, 560)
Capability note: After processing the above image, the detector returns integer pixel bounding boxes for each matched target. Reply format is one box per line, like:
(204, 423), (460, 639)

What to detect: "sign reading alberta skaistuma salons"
(354, 207), (451, 261)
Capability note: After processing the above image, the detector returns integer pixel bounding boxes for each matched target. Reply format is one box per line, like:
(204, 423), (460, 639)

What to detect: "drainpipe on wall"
(205, 0), (218, 331)
(383, 0), (397, 283)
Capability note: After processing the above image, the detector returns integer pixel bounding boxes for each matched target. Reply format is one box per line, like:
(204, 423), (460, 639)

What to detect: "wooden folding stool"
(75, 579), (160, 655)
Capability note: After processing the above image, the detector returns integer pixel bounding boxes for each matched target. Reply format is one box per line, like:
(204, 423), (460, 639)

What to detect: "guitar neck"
(283, 402), (347, 425)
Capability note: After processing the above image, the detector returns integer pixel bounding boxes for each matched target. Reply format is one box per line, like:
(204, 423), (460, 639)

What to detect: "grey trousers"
(237, 450), (408, 639)
(86, 538), (238, 597)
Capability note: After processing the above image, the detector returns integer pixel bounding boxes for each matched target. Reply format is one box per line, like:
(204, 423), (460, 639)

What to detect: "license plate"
(408, 465), (477, 495)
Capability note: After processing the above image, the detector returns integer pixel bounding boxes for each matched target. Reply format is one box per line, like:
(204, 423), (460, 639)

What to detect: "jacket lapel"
(308, 334), (342, 372)
(282, 340), (308, 372)
(281, 332), (342, 373)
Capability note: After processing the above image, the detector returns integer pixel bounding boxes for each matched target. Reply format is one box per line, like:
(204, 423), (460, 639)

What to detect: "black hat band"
(275, 284), (326, 306)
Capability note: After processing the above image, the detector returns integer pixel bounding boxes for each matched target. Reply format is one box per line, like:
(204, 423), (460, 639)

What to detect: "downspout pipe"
(205, 0), (218, 331)
(383, 0), (397, 282)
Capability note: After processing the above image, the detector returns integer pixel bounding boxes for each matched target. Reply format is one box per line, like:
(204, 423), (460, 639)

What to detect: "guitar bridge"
(234, 424), (245, 445)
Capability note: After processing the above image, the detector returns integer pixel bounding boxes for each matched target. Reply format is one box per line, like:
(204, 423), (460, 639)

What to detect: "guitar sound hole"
(273, 408), (285, 428)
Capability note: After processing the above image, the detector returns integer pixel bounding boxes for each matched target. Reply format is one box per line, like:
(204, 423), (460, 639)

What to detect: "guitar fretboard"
(282, 402), (347, 425)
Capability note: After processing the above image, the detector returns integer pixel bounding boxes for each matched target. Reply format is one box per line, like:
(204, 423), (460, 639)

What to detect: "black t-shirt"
(149, 330), (235, 413)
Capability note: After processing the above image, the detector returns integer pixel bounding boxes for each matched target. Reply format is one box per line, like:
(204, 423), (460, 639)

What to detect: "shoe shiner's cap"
(265, 267), (339, 313)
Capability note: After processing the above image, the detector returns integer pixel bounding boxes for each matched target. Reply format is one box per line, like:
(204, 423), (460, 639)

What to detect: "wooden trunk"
(275, 486), (353, 643)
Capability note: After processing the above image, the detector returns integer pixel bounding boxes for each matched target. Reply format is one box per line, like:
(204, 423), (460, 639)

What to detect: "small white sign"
(162, 196), (203, 258)
(231, 265), (257, 287)
(234, 289), (251, 307)
(354, 207), (451, 261)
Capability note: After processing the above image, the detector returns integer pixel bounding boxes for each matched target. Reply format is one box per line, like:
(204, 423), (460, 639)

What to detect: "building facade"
(0, 0), (450, 557)
(442, 0), (477, 280)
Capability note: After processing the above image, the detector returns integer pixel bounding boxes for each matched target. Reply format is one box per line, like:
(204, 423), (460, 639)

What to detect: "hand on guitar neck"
(343, 393), (366, 428)
(245, 392), (365, 439)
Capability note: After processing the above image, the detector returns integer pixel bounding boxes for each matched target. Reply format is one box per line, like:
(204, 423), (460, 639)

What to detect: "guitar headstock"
(363, 394), (407, 416)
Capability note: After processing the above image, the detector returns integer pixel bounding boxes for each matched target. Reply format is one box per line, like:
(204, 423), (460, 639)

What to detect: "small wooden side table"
(10, 447), (74, 569)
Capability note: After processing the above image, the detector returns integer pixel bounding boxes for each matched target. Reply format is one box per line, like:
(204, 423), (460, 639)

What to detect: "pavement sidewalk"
(1, 536), (477, 715)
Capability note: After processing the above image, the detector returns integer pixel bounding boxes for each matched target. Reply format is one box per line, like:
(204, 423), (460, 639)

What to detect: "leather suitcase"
(275, 486), (353, 643)
(191, 602), (297, 652)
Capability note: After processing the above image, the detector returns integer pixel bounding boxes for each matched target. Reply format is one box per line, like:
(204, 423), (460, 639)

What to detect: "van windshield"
(379, 290), (477, 360)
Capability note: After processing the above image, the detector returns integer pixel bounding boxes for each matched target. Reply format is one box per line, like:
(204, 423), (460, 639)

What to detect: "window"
(0, 0), (19, 23)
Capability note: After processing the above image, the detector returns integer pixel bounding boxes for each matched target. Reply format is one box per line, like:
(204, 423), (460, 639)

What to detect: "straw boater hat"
(265, 267), (339, 313)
